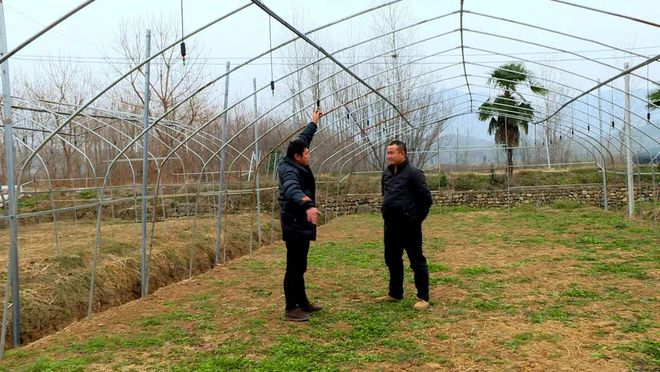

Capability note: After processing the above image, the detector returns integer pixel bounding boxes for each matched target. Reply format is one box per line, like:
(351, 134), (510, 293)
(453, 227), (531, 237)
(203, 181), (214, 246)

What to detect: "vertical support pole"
(598, 80), (608, 211)
(216, 62), (230, 265)
(253, 78), (261, 249)
(0, 1), (20, 346)
(544, 99), (551, 169)
(624, 63), (634, 218)
(140, 29), (151, 297)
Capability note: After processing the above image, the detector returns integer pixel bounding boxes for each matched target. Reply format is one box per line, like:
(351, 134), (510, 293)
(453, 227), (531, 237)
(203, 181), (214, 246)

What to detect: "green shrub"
(78, 189), (97, 200)
(454, 173), (490, 190)
(427, 172), (448, 189)
(552, 199), (582, 209)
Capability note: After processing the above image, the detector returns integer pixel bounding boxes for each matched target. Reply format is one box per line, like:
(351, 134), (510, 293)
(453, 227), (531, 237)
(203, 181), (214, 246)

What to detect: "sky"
(3, 0), (659, 151)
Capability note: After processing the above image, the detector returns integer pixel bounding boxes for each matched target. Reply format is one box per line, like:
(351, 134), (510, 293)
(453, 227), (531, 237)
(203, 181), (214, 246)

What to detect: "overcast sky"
(3, 1), (659, 146)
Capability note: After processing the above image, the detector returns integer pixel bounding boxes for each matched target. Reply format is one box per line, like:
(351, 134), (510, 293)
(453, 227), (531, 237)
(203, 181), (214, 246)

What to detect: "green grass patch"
(504, 331), (561, 352)
(430, 275), (461, 285)
(576, 235), (602, 245)
(588, 261), (649, 279)
(472, 298), (506, 311)
(18, 357), (91, 372)
(561, 283), (599, 302)
(529, 305), (572, 324)
(552, 199), (582, 209)
(310, 241), (382, 270)
(510, 258), (535, 268)
(78, 189), (97, 200)
(49, 254), (86, 270)
(100, 239), (134, 256)
(17, 192), (52, 210)
(246, 260), (268, 272)
(428, 261), (451, 273)
(611, 313), (656, 334)
(617, 339), (660, 367)
(459, 266), (496, 276)
(427, 237), (445, 251)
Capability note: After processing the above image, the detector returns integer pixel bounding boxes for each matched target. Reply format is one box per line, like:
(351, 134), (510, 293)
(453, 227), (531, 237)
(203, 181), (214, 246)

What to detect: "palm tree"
(478, 63), (548, 180)
(648, 86), (660, 110)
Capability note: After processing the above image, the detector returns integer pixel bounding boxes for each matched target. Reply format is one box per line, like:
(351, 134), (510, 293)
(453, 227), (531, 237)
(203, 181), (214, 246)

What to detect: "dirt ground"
(0, 212), (277, 345)
(0, 207), (658, 370)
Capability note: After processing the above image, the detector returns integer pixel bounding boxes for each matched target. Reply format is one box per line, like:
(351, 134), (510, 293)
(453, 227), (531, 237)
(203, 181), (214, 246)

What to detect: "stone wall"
(23, 184), (650, 224)
(320, 185), (657, 216)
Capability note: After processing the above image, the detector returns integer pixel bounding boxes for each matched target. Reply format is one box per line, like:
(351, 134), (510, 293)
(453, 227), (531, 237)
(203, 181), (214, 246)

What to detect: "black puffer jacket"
(278, 122), (317, 241)
(381, 159), (432, 223)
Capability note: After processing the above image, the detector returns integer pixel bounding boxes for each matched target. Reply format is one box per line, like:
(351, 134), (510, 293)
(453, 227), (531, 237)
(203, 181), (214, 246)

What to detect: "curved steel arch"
(1, 0), (658, 345)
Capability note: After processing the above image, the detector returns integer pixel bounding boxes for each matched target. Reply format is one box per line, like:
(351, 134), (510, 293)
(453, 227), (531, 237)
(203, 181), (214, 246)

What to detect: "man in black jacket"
(379, 140), (433, 310)
(277, 110), (323, 321)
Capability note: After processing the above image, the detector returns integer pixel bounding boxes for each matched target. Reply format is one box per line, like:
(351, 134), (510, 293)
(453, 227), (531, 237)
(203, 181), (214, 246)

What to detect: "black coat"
(381, 159), (432, 223)
(278, 122), (317, 241)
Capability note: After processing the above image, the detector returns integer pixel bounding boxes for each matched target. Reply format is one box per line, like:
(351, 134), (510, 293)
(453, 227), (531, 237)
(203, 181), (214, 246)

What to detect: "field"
(0, 205), (658, 370)
(0, 213), (276, 345)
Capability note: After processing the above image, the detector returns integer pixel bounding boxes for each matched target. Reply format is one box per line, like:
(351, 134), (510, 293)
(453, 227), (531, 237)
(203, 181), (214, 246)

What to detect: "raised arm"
(297, 110), (323, 147)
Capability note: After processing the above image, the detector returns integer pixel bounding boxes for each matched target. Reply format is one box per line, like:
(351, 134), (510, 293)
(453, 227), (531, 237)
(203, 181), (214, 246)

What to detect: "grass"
(504, 332), (562, 352)
(459, 266), (496, 275)
(616, 339), (660, 368)
(0, 206), (657, 371)
(588, 261), (649, 279)
(552, 199), (583, 209)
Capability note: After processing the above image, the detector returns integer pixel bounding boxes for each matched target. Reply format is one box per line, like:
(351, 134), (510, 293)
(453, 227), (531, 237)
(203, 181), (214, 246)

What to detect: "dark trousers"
(384, 219), (429, 301)
(284, 238), (310, 310)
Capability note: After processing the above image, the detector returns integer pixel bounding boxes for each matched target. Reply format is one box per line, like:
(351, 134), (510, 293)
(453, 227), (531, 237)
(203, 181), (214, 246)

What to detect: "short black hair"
(388, 140), (407, 154)
(287, 139), (308, 159)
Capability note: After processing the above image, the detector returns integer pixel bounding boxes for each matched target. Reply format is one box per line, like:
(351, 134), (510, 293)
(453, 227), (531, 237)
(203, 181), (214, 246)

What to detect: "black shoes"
(302, 303), (323, 312)
(284, 303), (323, 321)
(284, 307), (310, 322)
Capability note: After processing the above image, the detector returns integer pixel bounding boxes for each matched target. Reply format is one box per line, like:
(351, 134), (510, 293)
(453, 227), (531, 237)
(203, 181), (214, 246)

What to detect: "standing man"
(278, 110), (323, 322)
(379, 140), (433, 310)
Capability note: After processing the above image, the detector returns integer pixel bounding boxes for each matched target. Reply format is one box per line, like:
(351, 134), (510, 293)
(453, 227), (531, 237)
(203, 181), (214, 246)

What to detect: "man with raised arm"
(277, 110), (323, 322)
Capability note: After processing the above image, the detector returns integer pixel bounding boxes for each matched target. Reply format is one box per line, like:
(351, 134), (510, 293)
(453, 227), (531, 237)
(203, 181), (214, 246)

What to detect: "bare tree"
(367, 3), (449, 169)
(21, 59), (99, 181)
(105, 15), (216, 182)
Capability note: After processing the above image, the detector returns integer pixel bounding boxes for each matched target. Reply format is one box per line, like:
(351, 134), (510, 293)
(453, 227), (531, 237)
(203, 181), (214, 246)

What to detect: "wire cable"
(180, 0), (187, 65)
(250, 0), (413, 128)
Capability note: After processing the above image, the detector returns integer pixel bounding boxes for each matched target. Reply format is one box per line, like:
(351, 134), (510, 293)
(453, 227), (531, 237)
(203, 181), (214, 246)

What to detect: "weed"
(78, 189), (97, 200)
(561, 283), (599, 302)
(529, 305), (572, 324)
(430, 276), (461, 285)
(576, 236), (602, 245)
(50, 254), (86, 270)
(459, 266), (495, 275)
(589, 262), (648, 279)
(428, 261), (451, 273)
(552, 199), (582, 209)
(427, 237), (445, 251)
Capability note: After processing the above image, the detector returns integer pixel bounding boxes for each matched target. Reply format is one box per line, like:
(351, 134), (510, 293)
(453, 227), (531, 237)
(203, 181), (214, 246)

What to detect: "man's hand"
(306, 207), (320, 225)
(311, 110), (323, 125)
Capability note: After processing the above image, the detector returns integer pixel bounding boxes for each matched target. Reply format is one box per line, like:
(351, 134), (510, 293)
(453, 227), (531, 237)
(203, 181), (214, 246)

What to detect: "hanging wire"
(268, 4), (275, 96)
(610, 82), (615, 128)
(180, 0), (187, 65)
(571, 105), (575, 137)
(647, 65), (651, 121)
(586, 96), (590, 132)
